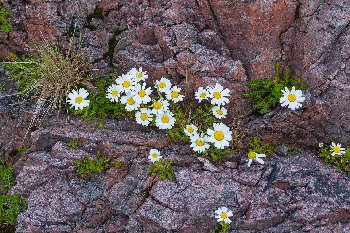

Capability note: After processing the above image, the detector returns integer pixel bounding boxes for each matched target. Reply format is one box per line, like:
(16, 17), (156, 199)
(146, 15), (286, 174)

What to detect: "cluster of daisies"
(184, 84), (233, 153)
(320, 142), (347, 156)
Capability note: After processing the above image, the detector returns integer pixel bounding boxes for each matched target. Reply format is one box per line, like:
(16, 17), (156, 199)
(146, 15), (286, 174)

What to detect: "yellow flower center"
(288, 94), (296, 102)
(200, 93), (206, 98)
(122, 81), (131, 88)
(154, 101), (162, 109)
(138, 90), (146, 97)
(220, 212), (228, 219)
(140, 113), (148, 121)
(75, 96), (83, 104)
(216, 109), (223, 115)
(171, 91), (179, 98)
(161, 115), (169, 123)
(187, 127), (194, 133)
(136, 72), (143, 79)
(195, 139), (204, 146)
(333, 146), (341, 153)
(151, 153), (158, 159)
(159, 82), (166, 88)
(248, 151), (256, 159)
(127, 97), (135, 105)
(214, 131), (224, 141)
(213, 91), (221, 99)
(111, 90), (118, 97)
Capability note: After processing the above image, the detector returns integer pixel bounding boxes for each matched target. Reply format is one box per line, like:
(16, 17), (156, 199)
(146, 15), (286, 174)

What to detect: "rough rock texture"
(1, 0), (350, 146)
(0, 98), (347, 232)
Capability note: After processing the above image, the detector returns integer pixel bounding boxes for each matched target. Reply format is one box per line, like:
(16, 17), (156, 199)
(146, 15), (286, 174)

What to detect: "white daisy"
(190, 133), (210, 153)
(207, 123), (232, 149)
(106, 84), (123, 102)
(330, 142), (346, 156)
(195, 87), (209, 102)
(151, 99), (169, 115)
(155, 111), (176, 129)
(67, 88), (90, 110)
(215, 207), (233, 224)
(280, 86), (305, 110)
(132, 83), (152, 104)
(115, 73), (136, 93)
(166, 86), (184, 103)
(155, 77), (172, 93)
(319, 142), (323, 148)
(128, 67), (148, 82)
(120, 94), (140, 111)
(212, 106), (227, 119)
(208, 83), (230, 106)
(135, 108), (153, 126)
(184, 124), (198, 137)
(247, 151), (266, 167)
(148, 149), (162, 163)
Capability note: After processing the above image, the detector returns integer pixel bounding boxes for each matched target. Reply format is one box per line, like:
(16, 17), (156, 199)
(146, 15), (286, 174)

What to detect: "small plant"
(2, 38), (92, 136)
(148, 159), (175, 180)
(17, 143), (31, 154)
(243, 61), (306, 114)
(0, 160), (26, 231)
(248, 137), (275, 157)
(0, 82), (5, 92)
(319, 142), (350, 171)
(281, 143), (302, 156)
(67, 138), (79, 149)
(74, 151), (124, 177)
(210, 222), (231, 233)
(202, 147), (236, 163)
(0, 5), (12, 33)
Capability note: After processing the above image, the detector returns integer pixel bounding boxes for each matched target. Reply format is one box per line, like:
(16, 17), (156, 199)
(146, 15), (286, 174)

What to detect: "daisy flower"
(195, 87), (209, 102)
(212, 106), (227, 119)
(330, 142), (346, 156)
(106, 84), (122, 102)
(120, 94), (140, 111)
(166, 86), (184, 103)
(247, 151), (266, 167)
(215, 207), (233, 224)
(155, 111), (176, 129)
(280, 86), (305, 110)
(132, 83), (152, 104)
(148, 149), (162, 163)
(67, 88), (90, 110)
(129, 67), (148, 82)
(151, 99), (169, 115)
(207, 123), (232, 149)
(135, 108), (153, 126)
(155, 77), (172, 93)
(184, 124), (198, 137)
(116, 73), (136, 93)
(319, 142), (323, 148)
(208, 83), (230, 106)
(190, 133), (210, 153)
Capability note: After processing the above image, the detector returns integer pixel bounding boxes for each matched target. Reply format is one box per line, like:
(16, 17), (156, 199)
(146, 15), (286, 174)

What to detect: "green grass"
(243, 61), (307, 114)
(319, 144), (350, 172)
(74, 151), (124, 177)
(148, 159), (175, 180)
(0, 5), (12, 33)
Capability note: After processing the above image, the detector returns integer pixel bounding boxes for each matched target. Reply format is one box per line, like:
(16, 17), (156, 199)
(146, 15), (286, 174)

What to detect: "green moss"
(319, 144), (350, 172)
(74, 151), (124, 177)
(148, 159), (175, 180)
(0, 160), (14, 193)
(0, 5), (12, 33)
(67, 138), (79, 149)
(210, 222), (231, 233)
(248, 137), (275, 156)
(243, 61), (307, 114)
